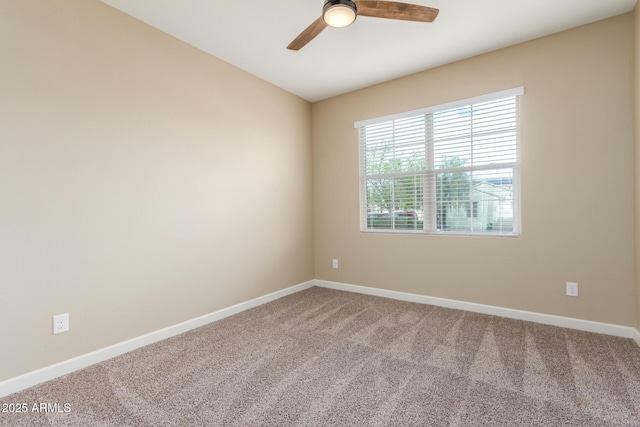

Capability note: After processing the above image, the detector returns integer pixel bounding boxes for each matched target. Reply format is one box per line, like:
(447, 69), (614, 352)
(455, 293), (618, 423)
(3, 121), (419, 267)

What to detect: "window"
(467, 202), (478, 219)
(356, 87), (523, 236)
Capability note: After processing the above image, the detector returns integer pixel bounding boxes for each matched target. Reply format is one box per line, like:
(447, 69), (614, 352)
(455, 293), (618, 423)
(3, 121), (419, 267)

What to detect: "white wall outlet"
(332, 259), (338, 269)
(566, 282), (578, 297)
(53, 313), (69, 334)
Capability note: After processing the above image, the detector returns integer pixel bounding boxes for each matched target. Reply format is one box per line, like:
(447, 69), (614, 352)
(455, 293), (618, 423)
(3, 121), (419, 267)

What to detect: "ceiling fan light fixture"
(323, 0), (357, 28)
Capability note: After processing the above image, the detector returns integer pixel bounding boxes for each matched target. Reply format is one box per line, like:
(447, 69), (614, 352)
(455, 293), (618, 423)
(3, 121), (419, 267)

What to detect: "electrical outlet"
(566, 282), (578, 297)
(53, 313), (69, 334)
(332, 259), (338, 269)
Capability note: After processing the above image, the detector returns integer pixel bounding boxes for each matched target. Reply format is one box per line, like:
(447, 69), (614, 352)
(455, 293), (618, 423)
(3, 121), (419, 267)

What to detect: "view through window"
(357, 87), (523, 236)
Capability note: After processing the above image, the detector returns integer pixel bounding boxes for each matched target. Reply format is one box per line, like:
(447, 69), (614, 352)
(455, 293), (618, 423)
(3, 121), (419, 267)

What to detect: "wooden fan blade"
(357, 1), (439, 22)
(287, 16), (328, 50)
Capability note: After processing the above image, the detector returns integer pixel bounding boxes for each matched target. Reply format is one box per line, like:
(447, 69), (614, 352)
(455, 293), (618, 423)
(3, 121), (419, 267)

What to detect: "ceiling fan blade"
(287, 17), (328, 50)
(357, 1), (439, 22)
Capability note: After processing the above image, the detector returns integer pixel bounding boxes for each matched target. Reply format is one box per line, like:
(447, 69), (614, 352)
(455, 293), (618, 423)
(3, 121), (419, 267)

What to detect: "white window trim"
(356, 87), (524, 237)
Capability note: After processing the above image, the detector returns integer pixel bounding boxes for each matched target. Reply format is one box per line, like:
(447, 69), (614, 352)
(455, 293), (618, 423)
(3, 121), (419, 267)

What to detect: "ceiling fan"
(287, 0), (439, 51)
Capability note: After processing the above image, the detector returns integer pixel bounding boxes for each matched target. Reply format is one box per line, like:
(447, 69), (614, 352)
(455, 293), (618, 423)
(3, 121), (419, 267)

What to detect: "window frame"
(355, 87), (524, 237)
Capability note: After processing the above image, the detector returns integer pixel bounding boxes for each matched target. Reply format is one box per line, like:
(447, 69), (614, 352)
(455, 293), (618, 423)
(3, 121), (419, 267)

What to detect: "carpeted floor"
(2, 286), (640, 426)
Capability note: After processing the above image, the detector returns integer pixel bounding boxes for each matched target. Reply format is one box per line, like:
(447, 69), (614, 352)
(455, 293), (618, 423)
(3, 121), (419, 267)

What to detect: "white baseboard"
(0, 280), (315, 399)
(315, 280), (638, 340)
(2, 278), (636, 399)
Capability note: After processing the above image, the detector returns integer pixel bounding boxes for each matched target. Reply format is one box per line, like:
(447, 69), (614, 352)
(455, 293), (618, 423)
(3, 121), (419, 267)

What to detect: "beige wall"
(0, 0), (313, 382)
(313, 14), (636, 326)
(1, 0), (637, 386)
(635, 4), (640, 330)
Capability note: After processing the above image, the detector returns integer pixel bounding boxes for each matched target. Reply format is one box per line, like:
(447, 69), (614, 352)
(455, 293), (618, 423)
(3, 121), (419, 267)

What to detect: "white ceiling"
(99, 0), (637, 102)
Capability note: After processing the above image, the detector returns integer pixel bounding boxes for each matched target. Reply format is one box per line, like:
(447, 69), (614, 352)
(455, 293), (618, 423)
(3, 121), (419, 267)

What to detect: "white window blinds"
(356, 87), (523, 236)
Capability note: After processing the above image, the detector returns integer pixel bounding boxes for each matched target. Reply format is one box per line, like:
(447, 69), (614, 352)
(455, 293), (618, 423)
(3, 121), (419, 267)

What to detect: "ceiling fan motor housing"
(323, 0), (358, 27)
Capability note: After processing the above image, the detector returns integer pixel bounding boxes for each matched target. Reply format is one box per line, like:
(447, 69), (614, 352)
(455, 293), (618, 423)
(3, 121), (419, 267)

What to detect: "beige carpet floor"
(2, 286), (640, 426)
